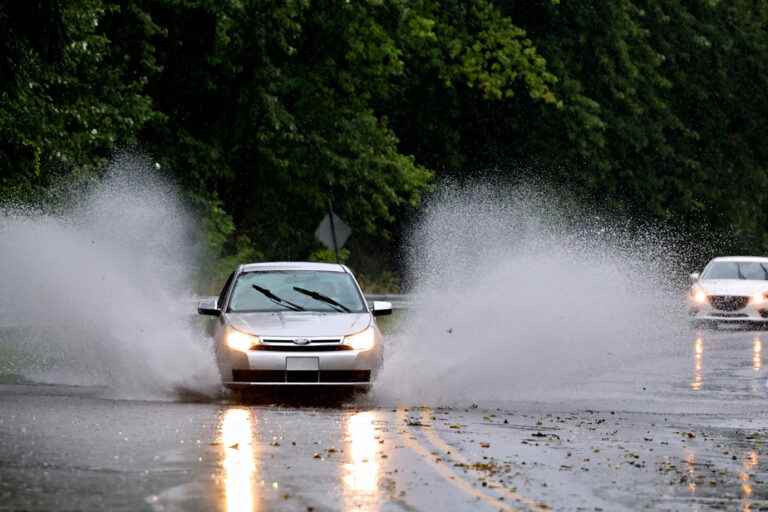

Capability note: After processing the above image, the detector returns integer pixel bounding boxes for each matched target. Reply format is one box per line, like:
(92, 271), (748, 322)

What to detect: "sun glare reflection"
(221, 408), (259, 512)
(691, 337), (704, 391)
(343, 411), (380, 510)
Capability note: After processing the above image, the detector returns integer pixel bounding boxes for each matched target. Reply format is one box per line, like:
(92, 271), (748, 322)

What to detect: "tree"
(136, 0), (558, 260)
(0, 0), (159, 202)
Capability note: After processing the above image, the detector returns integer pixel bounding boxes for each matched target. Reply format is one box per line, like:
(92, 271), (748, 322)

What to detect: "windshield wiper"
(251, 284), (305, 312)
(292, 287), (351, 313)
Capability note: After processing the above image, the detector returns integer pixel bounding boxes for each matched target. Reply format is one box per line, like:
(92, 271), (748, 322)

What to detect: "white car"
(689, 256), (768, 328)
(198, 262), (390, 391)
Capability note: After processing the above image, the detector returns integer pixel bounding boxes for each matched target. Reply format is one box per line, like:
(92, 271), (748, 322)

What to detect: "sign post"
(314, 204), (351, 263)
(327, 200), (340, 262)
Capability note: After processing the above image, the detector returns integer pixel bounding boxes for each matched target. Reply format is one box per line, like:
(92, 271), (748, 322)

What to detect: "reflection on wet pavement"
(221, 408), (259, 512)
(343, 411), (380, 511)
(676, 428), (767, 512)
(752, 337), (762, 372)
(691, 337), (704, 391)
(5, 329), (768, 512)
(690, 334), (766, 394)
(740, 451), (758, 512)
(684, 449), (698, 494)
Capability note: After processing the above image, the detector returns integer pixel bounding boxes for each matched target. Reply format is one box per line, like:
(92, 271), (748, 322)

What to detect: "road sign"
(315, 211), (351, 251)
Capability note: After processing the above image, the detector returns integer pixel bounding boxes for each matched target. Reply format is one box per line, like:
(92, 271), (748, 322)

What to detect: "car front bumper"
(689, 301), (768, 324)
(220, 347), (381, 388)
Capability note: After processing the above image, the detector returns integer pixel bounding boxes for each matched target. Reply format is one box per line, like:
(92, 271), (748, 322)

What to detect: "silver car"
(198, 262), (390, 391)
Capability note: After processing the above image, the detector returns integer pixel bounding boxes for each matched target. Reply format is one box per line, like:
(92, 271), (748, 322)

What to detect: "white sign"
(315, 212), (351, 250)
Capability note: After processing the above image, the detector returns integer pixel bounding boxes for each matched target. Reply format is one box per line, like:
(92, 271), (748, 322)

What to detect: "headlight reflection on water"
(692, 336), (763, 392)
(752, 337), (762, 371)
(343, 411), (380, 510)
(691, 337), (704, 391)
(740, 451), (759, 512)
(221, 408), (259, 512)
(685, 447), (759, 512)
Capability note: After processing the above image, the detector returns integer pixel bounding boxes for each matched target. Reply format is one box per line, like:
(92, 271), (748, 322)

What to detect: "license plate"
(286, 357), (319, 371)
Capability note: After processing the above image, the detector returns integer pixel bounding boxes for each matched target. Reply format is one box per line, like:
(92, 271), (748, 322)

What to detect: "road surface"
(1, 328), (767, 511)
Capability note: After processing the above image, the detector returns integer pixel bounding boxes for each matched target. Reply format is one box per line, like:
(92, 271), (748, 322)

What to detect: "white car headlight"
(691, 287), (708, 304)
(344, 326), (376, 351)
(751, 292), (767, 305)
(226, 328), (261, 352)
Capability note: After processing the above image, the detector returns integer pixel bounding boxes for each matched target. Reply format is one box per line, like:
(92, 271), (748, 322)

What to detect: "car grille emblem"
(293, 337), (311, 346)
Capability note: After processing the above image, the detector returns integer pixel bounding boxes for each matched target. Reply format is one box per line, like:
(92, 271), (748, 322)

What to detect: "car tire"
(231, 387), (271, 404)
(352, 386), (371, 397)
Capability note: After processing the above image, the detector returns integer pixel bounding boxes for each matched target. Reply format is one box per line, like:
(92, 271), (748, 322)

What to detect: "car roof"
(710, 256), (768, 263)
(239, 261), (348, 273)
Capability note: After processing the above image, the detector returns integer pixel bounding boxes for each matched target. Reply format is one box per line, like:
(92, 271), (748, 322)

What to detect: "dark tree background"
(3, 0), (768, 288)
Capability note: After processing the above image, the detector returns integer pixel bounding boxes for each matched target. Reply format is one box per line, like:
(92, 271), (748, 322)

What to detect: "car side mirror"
(371, 301), (392, 317)
(197, 296), (220, 316)
(689, 272), (700, 283)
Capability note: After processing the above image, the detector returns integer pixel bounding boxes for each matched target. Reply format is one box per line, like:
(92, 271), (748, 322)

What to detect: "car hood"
(698, 279), (768, 296)
(224, 312), (371, 337)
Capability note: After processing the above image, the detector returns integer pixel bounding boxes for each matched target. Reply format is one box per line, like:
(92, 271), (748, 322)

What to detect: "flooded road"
(1, 328), (767, 511)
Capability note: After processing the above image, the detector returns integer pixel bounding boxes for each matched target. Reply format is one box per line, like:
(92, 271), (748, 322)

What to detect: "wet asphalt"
(1, 328), (767, 512)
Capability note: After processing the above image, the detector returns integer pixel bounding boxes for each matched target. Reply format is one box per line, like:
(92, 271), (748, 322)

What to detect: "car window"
(703, 261), (768, 280)
(218, 272), (235, 309)
(228, 270), (366, 313)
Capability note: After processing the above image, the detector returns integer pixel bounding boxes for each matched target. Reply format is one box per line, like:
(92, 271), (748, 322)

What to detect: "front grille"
(232, 370), (285, 382)
(708, 295), (749, 311)
(259, 338), (346, 351)
(320, 370), (370, 383)
(287, 371), (319, 383)
(262, 338), (342, 344)
(231, 369), (371, 383)
(710, 313), (748, 318)
(253, 345), (351, 352)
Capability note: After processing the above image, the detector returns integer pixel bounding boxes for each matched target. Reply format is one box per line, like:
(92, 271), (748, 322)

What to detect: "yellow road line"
(419, 408), (550, 512)
(396, 408), (519, 512)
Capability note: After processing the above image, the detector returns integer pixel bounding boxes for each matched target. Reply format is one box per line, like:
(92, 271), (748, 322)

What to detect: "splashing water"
(376, 182), (690, 405)
(0, 155), (221, 399)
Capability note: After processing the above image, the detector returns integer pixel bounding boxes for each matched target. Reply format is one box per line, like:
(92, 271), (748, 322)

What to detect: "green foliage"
(193, 193), (262, 290)
(3, 0), (768, 278)
(0, 1), (161, 199)
(308, 248), (350, 265)
(130, 0), (559, 261)
(531, 0), (768, 252)
(355, 271), (402, 294)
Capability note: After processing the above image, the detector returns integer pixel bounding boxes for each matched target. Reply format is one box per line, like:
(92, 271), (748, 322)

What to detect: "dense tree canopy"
(2, 0), (768, 284)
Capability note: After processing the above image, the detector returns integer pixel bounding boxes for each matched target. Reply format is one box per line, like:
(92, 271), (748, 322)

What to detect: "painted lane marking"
(396, 408), (520, 512)
(419, 408), (551, 512)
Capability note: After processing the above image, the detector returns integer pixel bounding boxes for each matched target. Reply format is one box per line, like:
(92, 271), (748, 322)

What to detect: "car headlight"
(691, 287), (708, 304)
(226, 328), (261, 352)
(344, 326), (376, 351)
(751, 292), (767, 305)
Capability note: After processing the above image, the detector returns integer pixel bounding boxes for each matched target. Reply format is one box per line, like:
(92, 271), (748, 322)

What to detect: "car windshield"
(703, 261), (768, 280)
(227, 270), (366, 313)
